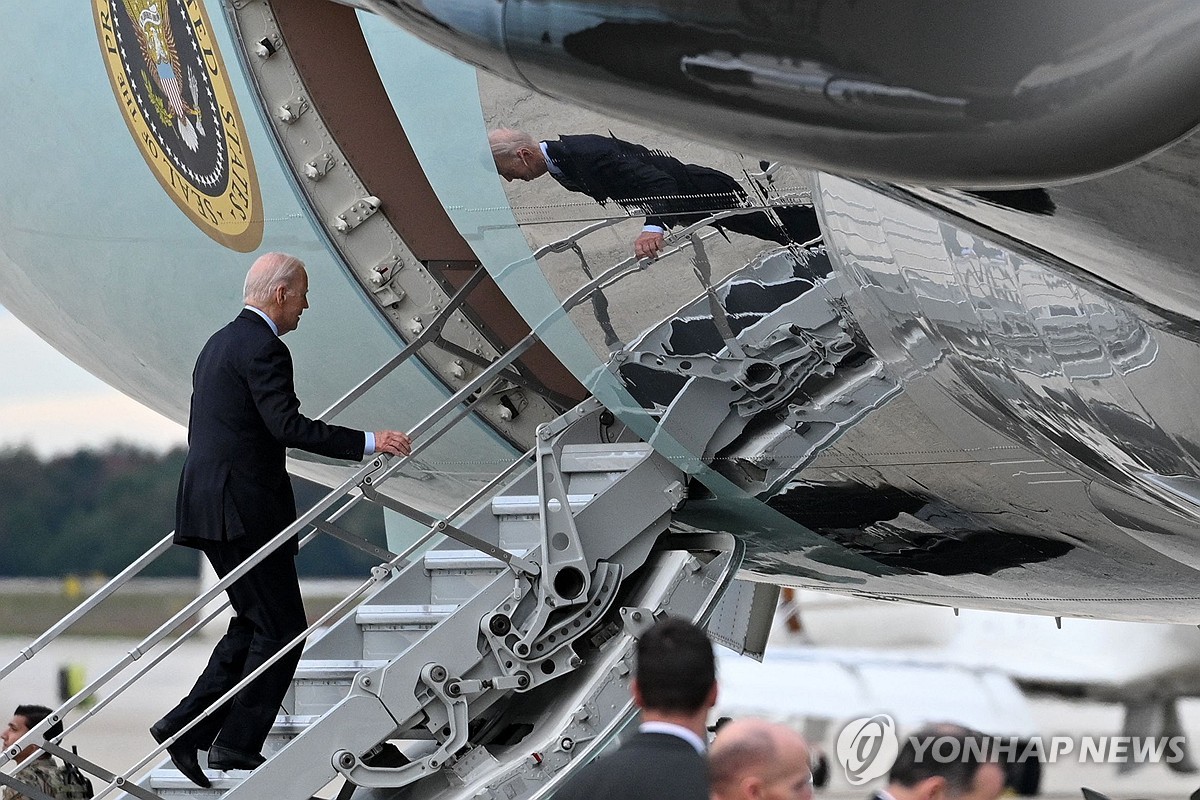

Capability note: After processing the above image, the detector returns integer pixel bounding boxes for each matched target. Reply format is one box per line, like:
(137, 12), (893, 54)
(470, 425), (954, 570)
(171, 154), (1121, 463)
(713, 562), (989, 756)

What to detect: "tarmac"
(3, 635), (1199, 800)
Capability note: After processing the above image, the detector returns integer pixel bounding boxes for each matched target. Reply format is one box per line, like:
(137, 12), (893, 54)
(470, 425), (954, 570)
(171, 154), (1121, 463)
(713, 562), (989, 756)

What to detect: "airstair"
(0, 396), (741, 800)
(0, 325), (746, 800)
(0, 201), (809, 800)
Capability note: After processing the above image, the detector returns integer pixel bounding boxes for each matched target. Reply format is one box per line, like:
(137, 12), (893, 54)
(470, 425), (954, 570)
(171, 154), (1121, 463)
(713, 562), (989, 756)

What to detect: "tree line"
(0, 445), (384, 578)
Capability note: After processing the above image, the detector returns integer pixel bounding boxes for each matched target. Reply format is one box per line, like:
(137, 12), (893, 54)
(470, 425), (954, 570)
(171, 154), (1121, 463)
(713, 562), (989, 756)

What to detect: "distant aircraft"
(718, 593), (1200, 794)
(5, 2), (1200, 800)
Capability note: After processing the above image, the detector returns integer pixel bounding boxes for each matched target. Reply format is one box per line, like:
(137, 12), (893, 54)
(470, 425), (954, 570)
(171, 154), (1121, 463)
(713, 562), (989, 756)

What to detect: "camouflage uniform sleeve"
(2, 760), (56, 800)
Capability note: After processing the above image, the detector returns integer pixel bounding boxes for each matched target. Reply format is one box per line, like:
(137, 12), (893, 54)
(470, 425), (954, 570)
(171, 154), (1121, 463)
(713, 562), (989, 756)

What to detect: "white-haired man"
(151, 252), (411, 787)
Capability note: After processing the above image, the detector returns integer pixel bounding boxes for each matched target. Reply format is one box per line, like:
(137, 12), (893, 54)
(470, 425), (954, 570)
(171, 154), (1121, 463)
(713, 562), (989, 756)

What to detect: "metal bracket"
(620, 606), (660, 638)
(334, 196), (381, 233)
(277, 95), (309, 124)
(534, 423), (592, 602)
(483, 562), (622, 684)
(499, 398), (608, 655)
(372, 281), (407, 308)
(333, 663), (468, 789)
(254, 35), (279, 59)
(303, 152), (336, 181)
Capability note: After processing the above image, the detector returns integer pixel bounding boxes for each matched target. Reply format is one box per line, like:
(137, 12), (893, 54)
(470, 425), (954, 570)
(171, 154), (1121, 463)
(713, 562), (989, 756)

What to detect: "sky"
(0, 305), (186, 457)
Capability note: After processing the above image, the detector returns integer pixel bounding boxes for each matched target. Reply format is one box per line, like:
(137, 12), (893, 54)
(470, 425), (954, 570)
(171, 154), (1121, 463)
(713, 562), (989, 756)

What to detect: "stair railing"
(0, 272), (537, 765)
(90, 441), (538, 800)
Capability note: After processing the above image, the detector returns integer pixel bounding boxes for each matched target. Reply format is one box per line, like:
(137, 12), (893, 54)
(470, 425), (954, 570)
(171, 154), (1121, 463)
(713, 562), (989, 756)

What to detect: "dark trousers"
(721, 204), (822, 245)
(668, 204), (822, 246)
(160, 541), (307, 754)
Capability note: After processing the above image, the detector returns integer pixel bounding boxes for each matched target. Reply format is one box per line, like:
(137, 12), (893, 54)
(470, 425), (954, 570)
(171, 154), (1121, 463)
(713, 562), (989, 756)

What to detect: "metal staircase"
(0, 396), (741, 800)
(0, 206), (809, 800)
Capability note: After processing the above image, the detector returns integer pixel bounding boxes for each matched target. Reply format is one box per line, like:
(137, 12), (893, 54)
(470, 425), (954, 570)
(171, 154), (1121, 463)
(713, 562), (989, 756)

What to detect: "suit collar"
(241, 305), (279, 336)
(638, 720), (706, 754)
(543, 139), (592, 196)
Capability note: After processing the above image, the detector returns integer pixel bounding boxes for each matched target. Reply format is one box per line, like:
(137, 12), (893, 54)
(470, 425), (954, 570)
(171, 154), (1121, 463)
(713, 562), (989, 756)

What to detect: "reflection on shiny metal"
(618, 246), (897, 496)
(365, 0), (1200, 185)
(818, 174), (1200, 571)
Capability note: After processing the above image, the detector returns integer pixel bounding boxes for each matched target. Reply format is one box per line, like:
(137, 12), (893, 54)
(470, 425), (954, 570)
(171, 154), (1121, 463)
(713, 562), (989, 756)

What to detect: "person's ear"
(631, 678), (645, 710)
(742, 775), (764, 800)
(628, 681), (648, 710)
(919, 776), (947, 800)
(706, 681), (719, 710)
(273, 283), (289, 306)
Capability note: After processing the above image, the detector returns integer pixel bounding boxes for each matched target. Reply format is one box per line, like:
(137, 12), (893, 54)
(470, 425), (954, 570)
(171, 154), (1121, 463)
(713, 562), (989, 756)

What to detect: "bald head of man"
(710, 719), (813, 800)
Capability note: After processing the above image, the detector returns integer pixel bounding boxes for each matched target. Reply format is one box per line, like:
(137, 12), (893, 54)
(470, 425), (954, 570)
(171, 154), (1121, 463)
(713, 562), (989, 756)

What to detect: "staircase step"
(356, 604), (457, 659)
(490, 494), (594, 517)
(292, 660), (387, 716)
(559, 443), (651, 473)
(265, 714), (320, 752)
(148, 768), (240, 798)
(490, 495), (594, 551)
(424, 550), (509, 605)
(560, 444), (652, 494)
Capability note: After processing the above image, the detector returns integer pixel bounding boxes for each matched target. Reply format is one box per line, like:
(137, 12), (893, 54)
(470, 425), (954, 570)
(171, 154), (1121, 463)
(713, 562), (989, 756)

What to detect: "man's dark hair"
(14, 704), (62, 741)
(889, 725), (990, 796)
(635, 616), (715, 713)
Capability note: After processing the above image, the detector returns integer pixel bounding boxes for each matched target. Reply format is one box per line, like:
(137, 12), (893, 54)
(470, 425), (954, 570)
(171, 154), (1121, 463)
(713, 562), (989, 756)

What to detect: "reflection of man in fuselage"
(489, 128), (821, 259)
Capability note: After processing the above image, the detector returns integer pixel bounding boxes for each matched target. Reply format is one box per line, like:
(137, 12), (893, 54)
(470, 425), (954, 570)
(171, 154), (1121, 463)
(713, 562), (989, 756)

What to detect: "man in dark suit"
(873, 725), (1006, 800)
(151, 252), (411, 787)
(710, 718), (814, 800)
(552, 616), (717, 800)
(488, 129), (821, 259)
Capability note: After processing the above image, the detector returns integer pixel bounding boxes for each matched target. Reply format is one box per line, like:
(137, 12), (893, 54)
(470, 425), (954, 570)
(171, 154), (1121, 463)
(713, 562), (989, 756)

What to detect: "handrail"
(0, 533), (173, 681)
(0, 264), (496, 683)
(2, 323), (545, 769)
(92, 444), (537, 800)
(319, 266), (489, 423)
(0, 468), (372, 768)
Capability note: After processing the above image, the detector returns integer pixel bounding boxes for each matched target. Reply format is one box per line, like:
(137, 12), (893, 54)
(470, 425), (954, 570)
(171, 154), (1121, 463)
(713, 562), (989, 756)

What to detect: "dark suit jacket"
(174, 309), (366, 552)
(544, 134), (746, 231)
(551, 732), (707, 800)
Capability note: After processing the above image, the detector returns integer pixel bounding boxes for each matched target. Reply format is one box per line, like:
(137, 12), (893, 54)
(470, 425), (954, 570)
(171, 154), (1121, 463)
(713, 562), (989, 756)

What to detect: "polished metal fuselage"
(3, 2), (1200, 623)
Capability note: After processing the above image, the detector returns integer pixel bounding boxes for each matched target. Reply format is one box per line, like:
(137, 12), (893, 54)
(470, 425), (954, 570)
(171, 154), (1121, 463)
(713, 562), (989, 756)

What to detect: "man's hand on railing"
(374, 430), (412, 457)
(634, 230), (665, 260)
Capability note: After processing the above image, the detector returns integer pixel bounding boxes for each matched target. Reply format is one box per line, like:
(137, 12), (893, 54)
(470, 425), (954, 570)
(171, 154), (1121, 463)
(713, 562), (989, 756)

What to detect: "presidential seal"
(94, 0), (263, 251)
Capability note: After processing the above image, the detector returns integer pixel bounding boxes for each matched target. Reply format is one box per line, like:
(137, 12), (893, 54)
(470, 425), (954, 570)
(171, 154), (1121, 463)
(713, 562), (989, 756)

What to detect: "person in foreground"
(488, 128), (822, 260)
(551, 616), (718, 800)
(1, 704), (85, 800)
(875, 725), (1006, 800)
(150, 252), (412, 788)
(709, 718), (814, 800)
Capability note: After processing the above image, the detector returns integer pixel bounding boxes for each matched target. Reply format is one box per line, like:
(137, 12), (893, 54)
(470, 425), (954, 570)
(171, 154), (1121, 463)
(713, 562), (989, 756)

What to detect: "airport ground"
(1, 580), (1197, 800)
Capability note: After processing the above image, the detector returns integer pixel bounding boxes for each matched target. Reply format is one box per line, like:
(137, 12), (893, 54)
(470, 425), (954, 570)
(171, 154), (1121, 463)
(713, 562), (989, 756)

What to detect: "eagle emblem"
(95, 0), (263, 251)
(121, 0), (204, 150)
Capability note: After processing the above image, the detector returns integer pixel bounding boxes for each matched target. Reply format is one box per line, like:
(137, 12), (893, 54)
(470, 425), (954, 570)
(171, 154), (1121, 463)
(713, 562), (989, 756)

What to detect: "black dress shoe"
(208, 744), (265, 771)
(149, 721), (212, 789)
